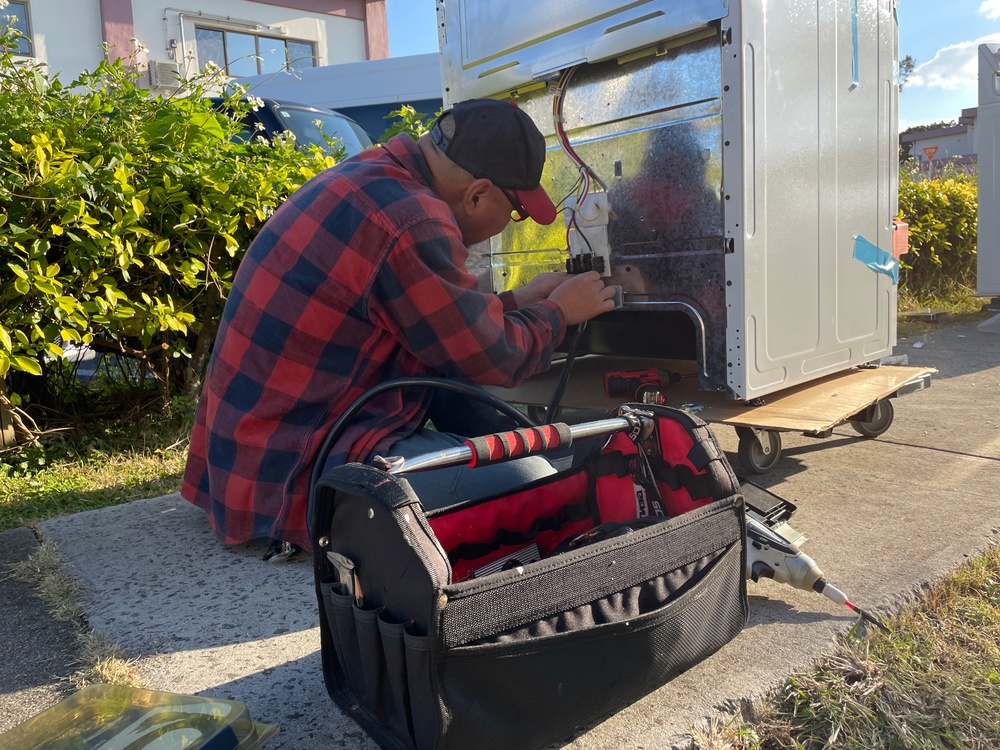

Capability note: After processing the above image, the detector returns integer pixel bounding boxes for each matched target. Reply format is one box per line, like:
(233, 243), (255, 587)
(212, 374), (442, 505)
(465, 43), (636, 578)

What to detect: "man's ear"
(459, 178), (495, 217)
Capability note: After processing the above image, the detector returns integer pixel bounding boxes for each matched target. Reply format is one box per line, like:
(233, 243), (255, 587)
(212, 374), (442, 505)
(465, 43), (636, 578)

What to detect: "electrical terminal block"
(564, 192), (612, 277)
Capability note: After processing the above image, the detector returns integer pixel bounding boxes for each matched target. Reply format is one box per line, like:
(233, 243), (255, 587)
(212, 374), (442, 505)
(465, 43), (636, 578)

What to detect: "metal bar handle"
(376, 416), (637, 476)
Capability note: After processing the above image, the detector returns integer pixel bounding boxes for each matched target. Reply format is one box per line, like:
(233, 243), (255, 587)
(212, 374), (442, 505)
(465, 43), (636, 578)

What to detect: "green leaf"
(12, 355), (42, 376)
(33, 278), (62, 295)
(55, 296), (78, 314)
(0, 326), (11, 352)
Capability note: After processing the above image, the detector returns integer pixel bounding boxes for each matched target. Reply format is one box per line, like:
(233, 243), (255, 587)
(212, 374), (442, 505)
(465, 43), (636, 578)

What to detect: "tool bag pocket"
(311, 405), (748, 750)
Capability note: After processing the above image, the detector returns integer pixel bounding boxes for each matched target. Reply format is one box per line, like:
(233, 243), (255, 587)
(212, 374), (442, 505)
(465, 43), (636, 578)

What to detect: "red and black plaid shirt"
(181, 135), (566, 549)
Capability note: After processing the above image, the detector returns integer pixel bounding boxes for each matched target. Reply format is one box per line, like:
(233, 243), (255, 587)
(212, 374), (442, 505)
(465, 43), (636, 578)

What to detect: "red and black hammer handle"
(380, 417), (634, 475)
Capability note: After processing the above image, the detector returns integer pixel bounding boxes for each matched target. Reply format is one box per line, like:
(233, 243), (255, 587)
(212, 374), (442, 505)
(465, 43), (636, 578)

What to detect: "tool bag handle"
(381, 414), (652, 475)
(309, 377), (537, 495)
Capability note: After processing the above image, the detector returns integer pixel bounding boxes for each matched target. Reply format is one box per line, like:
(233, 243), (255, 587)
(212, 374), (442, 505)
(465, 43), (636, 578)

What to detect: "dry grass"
(689, 545), (1000, 750)
(9, 541), (145, 688)
(9, 539), (85, 625)
(77, 631), (144, 688)
(896, 288), (993, 339)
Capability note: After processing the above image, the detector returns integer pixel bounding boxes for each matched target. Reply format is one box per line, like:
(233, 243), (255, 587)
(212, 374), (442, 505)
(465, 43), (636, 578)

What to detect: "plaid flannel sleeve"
(369, 217), (566, 389)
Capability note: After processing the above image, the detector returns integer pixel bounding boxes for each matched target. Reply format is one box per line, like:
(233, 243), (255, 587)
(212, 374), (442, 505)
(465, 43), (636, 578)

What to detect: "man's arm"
(506, 272), (570, 309)
(369, 223), (613, 388)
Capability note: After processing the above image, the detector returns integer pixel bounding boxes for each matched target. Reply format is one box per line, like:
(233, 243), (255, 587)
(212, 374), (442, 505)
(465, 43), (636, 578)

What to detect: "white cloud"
(982, 0), (1000, 20)
(907, 33), (1000, 89)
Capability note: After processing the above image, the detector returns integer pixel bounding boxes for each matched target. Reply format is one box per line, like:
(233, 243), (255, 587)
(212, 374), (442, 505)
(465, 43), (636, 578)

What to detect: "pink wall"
(99, 0), (136, 61)
(364, 0), (388, 59)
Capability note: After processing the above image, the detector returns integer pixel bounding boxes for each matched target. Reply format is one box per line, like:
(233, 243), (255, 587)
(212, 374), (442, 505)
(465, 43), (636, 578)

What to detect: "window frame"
(194, 25), (317, 77)
(3, 0), (33, 57)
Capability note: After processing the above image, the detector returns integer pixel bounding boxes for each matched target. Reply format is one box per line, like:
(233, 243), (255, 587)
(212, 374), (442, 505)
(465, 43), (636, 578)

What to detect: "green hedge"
(897, 166), (978, 299)
(0, 31), (338, 418)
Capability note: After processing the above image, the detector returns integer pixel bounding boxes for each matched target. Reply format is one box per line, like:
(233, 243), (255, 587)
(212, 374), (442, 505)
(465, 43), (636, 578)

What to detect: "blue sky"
(385, 0), (1000, 129)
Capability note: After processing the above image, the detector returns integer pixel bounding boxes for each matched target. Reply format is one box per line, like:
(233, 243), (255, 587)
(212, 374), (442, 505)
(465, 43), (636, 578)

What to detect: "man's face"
(457, 183), (519, 245)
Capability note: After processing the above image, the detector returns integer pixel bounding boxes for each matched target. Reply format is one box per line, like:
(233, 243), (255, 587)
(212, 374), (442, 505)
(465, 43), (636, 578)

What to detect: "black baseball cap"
(430, 99), (557, 225)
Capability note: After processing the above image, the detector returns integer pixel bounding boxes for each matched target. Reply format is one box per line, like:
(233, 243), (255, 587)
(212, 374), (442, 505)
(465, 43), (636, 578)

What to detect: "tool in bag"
(310, 379), (748, 750)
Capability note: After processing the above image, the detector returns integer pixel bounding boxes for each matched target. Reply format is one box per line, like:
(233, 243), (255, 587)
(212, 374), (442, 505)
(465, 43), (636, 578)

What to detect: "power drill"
(604, 368), (681, 402)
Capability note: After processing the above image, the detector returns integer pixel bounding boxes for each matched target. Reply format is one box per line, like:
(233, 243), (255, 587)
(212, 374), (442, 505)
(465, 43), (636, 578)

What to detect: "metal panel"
(978, 43), (1000, 297)
(733, 0), (897, 398)
(470, 40), (730, 390)
(438, 0), (728, 104)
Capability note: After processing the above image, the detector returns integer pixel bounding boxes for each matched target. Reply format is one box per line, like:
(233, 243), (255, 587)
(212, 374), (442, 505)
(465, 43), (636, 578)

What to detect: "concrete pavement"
(3, 315), (999, 748)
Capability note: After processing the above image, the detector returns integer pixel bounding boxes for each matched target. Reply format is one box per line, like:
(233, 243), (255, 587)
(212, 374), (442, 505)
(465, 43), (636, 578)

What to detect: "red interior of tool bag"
(427, 412), (718, 582)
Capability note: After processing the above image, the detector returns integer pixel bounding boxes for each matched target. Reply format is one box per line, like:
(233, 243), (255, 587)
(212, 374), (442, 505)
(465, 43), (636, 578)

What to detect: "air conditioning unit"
(147, 60), (182, 88)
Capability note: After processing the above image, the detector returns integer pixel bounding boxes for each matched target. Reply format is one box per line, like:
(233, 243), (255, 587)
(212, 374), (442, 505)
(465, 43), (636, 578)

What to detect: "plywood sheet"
(487, 356), (936, 434)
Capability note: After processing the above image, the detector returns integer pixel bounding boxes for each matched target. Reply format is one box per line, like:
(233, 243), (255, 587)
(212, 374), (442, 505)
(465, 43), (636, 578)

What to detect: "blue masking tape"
(853, 235), (899, 284)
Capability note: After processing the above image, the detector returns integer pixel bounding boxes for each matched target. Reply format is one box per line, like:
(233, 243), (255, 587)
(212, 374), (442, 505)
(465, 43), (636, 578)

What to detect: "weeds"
(689, 546), (1000, 750)
(8, 541), (144, 688)
(78, 632), (144, 688)
(1, 394), (190, 530)
(8, 539), (84, 625)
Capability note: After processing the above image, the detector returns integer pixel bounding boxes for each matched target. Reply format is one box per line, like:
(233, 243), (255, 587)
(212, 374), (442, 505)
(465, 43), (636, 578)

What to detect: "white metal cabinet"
(438, 0), (900, 401)
(978, 43), (1000, 299)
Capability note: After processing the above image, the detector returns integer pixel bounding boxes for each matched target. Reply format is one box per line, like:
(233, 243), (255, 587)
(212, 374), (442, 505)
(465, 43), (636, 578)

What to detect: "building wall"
(908, 129), (973, 166)
(144, 4), (367, 78)
(15, 0), (386, 81)
(900, 107), (979, 169)
(20, 0), (106, 79)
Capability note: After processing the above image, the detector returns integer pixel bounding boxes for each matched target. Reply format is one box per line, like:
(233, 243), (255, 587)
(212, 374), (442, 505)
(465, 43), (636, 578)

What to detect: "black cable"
(570, 210), (596, 255)
(542, 321), (587, 423)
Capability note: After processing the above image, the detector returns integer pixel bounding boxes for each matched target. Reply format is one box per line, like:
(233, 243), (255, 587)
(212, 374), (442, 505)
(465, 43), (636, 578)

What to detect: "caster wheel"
(736, 428), (782, 473)
(850, 399), (894, 438)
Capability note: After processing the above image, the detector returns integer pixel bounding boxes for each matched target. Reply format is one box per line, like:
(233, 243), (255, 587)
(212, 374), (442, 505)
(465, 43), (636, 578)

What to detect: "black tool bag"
(311, 399), (748, 750)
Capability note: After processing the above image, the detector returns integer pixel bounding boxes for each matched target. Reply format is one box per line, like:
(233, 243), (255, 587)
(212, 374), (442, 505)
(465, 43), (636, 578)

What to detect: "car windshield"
(274, 104), (373, 155)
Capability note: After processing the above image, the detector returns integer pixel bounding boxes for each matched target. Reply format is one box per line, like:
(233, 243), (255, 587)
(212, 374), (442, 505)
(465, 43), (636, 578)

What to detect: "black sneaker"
(262, 539), (302, 562)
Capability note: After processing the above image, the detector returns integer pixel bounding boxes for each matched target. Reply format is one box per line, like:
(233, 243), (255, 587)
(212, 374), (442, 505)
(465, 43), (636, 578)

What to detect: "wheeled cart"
(487, 358), (935, 474)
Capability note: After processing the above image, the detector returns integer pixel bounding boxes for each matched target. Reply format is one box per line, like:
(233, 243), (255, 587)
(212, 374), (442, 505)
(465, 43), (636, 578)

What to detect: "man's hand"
(547, 271), (617, 325)
(510, 272), (570, 308)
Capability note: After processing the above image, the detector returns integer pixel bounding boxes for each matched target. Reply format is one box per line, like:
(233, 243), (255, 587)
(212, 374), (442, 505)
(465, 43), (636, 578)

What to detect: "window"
(195, 27), (316, 77)
(1, 1), (32, 56)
